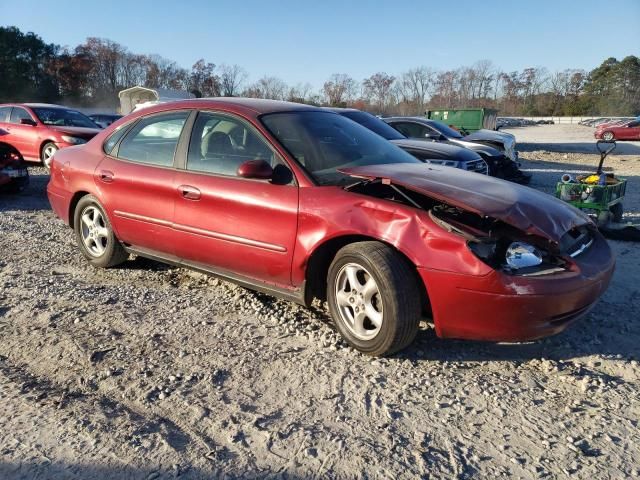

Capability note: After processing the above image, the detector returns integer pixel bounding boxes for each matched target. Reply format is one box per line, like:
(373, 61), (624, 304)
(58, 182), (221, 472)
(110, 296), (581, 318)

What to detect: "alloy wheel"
(42, 144), (58, 169)
(334, 262), (383, 340)
(80, 206), (109, 257)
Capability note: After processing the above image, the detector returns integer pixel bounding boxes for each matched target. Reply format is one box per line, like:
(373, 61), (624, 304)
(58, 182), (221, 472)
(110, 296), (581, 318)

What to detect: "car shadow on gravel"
(0, 462), (309, 480)
(119, 256), (174, 272)
(406, 316), (639, 364)
(0, 170), (51, 212)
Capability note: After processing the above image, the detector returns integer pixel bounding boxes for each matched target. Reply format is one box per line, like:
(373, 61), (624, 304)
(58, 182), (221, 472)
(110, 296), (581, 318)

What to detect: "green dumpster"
(426, 108), (498, 133)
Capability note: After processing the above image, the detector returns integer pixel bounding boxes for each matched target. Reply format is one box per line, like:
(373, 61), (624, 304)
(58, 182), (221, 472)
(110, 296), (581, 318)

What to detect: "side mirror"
(20, 118), (36, 126)
(237, 159), (273, 180)
(425, 132), (441, 140)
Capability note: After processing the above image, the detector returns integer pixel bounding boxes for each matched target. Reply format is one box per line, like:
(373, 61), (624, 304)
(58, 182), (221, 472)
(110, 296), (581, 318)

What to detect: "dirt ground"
(1, 125), (639, 479)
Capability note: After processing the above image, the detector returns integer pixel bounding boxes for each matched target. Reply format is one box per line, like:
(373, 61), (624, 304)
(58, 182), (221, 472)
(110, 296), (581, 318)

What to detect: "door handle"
(178, 185), (201, 200)
(99, 170), (114, 183)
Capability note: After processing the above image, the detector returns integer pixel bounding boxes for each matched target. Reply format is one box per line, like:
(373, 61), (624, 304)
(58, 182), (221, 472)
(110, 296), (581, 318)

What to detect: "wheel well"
(304, 235), (431, 316)
(68, 191), (90, 228)
(39, 140), (56, 158)
(0, 141), (22, 158)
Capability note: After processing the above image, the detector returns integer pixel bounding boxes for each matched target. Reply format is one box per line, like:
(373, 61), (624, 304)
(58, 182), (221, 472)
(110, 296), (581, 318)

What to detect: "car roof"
(385, 116), (434, 123)
(323, 107), (362, 113)
(22, 103), (70, 109)
(138, 97), (324, 117)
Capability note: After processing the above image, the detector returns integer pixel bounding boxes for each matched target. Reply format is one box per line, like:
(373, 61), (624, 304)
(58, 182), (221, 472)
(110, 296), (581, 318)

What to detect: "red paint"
(595, 120), (640, 141)
(47, 99), (615, 343)
(0, 103), (100, 162)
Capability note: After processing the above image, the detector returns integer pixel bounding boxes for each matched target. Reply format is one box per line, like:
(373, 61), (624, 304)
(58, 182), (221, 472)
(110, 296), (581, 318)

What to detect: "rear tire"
(327, 241), (421, 356)
(602, 132), (614, 141)
(73, 195), (128, 268)
(41, 142), (58, 171)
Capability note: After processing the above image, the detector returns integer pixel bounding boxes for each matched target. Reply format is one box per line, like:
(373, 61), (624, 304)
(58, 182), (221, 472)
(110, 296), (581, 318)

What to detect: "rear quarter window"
(103, 124), (130, 155)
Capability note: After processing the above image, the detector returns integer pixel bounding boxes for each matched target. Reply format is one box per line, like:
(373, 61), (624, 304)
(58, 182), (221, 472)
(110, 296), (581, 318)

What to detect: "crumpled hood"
(339, 163), (590, 243)
(48, 126), (101, 139)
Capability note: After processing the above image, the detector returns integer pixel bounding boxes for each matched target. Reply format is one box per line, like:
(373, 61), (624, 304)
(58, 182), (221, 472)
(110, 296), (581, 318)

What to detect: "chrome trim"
(569, 238), (593, 258)
(113, 210), (287, 253)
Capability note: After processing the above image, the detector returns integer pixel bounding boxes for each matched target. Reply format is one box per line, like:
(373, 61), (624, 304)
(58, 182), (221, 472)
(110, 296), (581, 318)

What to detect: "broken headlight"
(468, 239), (565, 276)
(505, 242), (542, 269)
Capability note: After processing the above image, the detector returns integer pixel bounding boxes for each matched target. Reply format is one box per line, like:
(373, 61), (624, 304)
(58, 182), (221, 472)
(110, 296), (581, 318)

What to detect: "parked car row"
(0, 101), (531, 184)
(496, 117), (554, 128)
(579, 117), (635, 127)
(89, 113), (123, 128)
(46, 98), (614, 356)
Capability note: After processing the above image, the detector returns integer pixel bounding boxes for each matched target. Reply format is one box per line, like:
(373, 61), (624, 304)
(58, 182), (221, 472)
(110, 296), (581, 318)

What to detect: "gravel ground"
(1, 136), (639, 479)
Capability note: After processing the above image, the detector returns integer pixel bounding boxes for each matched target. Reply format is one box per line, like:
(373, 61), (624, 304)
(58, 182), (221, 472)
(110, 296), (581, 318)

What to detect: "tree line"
(1, 26), (638, 116)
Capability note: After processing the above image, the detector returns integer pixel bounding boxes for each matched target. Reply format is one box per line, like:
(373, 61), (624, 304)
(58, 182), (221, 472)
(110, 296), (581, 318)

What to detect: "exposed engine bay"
(348, 179), (595, 276)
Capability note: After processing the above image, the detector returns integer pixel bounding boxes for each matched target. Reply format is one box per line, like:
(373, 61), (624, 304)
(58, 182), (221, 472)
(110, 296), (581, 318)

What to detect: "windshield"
(339, 111), (405, 140)
(427, 120), (464, 139)
(32, 108), (98, 128)
(261, 111), (420, 186)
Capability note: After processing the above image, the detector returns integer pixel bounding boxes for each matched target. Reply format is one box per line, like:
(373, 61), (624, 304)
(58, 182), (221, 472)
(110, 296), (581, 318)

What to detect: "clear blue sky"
(2, 0), (639, 87)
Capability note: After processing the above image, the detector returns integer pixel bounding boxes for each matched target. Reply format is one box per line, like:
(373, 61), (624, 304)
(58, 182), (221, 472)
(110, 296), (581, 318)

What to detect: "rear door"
(6, 107), (40, 160)
(96, 110), (191, 255)
(171, 110), (299, 286)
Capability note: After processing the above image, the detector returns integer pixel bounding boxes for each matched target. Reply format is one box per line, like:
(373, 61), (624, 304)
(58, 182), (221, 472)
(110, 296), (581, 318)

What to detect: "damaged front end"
(339, 162), (614, 341)
(346, 174), (594, 278)
(429, 204), (595, 277)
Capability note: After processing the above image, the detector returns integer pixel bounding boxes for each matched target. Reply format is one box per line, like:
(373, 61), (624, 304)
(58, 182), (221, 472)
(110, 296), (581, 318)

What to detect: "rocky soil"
(1, 149), (639, 479)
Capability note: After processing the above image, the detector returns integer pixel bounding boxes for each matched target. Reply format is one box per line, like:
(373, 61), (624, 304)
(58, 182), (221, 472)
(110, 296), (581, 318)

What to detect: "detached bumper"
(418, 232), (615, 341)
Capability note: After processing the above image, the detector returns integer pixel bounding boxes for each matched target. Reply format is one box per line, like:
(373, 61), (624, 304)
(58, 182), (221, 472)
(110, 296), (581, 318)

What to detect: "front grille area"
(466, 159), (489, 175)
(560, 226), (594, 258)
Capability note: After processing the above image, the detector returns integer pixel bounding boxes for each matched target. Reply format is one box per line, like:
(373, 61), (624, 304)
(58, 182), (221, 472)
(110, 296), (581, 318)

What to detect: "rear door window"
(0, 106), (12, 122)
(9, 107), (34, 124)
(116, 111), (189, 167)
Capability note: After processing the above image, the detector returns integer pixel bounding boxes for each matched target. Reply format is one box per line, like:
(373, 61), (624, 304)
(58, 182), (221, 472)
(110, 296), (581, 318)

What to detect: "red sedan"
(0, 103), (101, 169)
(47, 99), (614, 356)
(595, 119), (640, 141)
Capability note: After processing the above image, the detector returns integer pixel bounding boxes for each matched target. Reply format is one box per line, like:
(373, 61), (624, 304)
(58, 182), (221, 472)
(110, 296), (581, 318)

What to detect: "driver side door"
(172, 110), (299, 287)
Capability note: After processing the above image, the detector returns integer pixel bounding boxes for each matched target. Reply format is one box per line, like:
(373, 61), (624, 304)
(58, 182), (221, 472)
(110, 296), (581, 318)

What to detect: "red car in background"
(0, 103), (101, 170)
(47, 99), (614, 356)
(595, 119), (640, 141)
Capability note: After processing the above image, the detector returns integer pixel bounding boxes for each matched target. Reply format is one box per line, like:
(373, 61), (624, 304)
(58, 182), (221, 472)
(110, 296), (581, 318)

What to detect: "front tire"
(602, 132), (614, 141)
(73, 195), (128, 268)
(41, 142), (58, 170)
(327, 241), (421, 356)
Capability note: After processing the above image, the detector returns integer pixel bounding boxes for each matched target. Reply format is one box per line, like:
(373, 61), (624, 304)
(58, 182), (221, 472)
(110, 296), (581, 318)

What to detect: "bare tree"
(243, 76), (288, 100)
(362, 72), (395, 112)
(397, 66), (435, 114)
(287, 82), (314, 103)
(322, 73), (357, 106)
(219, 64), (247, 97)
(189, 59), (220, 97)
